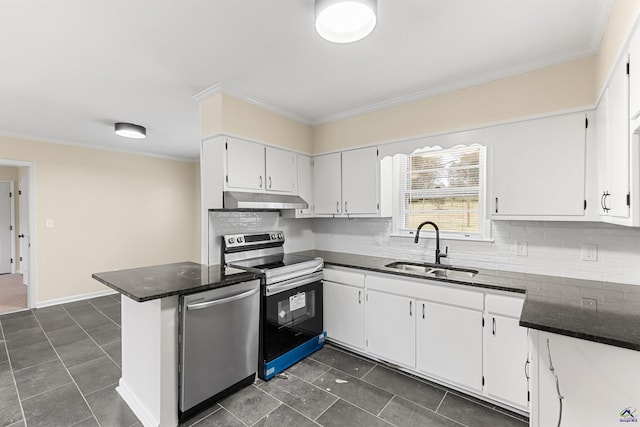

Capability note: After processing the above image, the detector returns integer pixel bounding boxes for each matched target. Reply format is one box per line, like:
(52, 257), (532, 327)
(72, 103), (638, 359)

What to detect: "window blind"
(398, 146), (483, 234)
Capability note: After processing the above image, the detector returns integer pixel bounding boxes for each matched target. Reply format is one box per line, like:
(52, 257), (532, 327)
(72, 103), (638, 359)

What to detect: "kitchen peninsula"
(92, 262), (261, 427)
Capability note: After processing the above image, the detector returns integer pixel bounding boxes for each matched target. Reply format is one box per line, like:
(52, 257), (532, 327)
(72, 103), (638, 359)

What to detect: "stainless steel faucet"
(414, 221), (448, 264)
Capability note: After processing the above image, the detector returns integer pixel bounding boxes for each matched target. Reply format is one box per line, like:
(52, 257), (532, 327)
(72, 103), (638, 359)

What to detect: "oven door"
(263, 272), (323, 363)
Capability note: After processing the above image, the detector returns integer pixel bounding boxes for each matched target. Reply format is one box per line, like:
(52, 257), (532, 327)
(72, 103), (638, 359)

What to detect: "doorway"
(0, 161), (35, 314)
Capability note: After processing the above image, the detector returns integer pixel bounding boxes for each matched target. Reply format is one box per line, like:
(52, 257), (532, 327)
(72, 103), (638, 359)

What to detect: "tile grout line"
(435, 390), (447, 412)
(61, 304), (122, 369)
(0, 316), (28, 426)
(33, 309), (102, 427)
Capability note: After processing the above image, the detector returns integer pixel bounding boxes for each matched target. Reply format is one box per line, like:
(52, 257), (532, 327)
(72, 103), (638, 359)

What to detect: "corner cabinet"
(490, 112), (587, 219)
(313, 146), (380, 217)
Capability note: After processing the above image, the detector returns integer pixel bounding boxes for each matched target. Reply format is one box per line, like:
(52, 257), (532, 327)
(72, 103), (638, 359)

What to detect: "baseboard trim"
(117, 378), (159, 427)
(36, 289), (118, 308)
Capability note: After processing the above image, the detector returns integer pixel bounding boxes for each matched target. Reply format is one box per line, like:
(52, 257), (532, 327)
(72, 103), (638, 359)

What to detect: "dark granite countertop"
(292, 250), (640, 352)
(92, 262), (263, 302)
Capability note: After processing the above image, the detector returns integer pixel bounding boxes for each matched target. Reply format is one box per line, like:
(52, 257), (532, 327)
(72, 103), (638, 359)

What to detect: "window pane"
(405, 196), (479, 232)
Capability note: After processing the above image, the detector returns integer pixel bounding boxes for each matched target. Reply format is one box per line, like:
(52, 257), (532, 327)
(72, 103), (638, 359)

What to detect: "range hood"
(223, 191), (308, 210)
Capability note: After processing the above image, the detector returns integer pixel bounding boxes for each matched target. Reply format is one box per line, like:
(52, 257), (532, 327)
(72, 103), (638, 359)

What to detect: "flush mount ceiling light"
(114, 122), (146, 139)
(315, 0), (377, 43)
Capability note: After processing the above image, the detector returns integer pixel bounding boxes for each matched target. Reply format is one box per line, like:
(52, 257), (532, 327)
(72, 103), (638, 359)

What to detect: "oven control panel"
(223, 231), (284, 249)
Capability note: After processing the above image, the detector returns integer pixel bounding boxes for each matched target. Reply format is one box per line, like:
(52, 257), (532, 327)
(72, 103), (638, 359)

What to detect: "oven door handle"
(186, 287), (258, 311)
(265, 272), (323, 296)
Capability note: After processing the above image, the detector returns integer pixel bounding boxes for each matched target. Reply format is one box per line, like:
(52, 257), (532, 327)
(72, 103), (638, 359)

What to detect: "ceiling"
(0, 0), (612, 160)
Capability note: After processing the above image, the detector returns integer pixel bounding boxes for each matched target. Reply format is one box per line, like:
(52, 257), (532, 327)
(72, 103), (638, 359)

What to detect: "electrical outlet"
(581, 243), (598, 261)
(515, 240), (528, 256)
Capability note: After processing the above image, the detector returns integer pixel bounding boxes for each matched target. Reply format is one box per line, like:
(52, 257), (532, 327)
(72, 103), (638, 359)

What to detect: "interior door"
(19, 175), (29, 285)
(0, 182), (12, 274)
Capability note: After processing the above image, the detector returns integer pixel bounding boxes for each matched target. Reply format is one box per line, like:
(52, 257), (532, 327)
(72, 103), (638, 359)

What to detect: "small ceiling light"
(315, 0), (377, 44)
(114, 122), (146, 139)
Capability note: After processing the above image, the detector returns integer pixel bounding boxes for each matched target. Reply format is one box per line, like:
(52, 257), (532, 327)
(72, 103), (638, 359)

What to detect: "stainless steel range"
(222, 231), (325, 380)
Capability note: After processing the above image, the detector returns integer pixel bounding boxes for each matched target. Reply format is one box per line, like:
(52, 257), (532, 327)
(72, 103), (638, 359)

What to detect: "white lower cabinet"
(365, 290), (416, 368)
(322, 267), (529, 414)
(416, 301), (483, 391)
(324, 281), (365, 351)
(484, 315), (529, 409)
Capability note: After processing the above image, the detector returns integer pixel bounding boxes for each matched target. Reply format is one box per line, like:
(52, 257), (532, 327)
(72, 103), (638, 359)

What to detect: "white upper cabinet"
(226, 137), (265, 191)
(342, 147), (379, 215)
(629, 30), (640, 121)
(490, 112), (587, 218)
(313, 147), (380, 217)
(296, 154), (314, 216)
(313, 152), (342, 215)
(603, 58), (630, 219)
(224, 137), (296, 194)
(265, 146), (296, 193)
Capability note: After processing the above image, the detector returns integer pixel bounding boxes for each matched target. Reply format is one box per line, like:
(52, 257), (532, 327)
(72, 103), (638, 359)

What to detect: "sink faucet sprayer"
(414, 221), (448, 264)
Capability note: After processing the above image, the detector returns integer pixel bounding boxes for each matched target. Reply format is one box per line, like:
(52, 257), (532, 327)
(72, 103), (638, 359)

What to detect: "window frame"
(390, 144), (491, 241)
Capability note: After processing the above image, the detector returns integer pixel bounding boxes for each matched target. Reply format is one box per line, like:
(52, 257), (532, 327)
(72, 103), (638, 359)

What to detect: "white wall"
(314, 218), (640, 286)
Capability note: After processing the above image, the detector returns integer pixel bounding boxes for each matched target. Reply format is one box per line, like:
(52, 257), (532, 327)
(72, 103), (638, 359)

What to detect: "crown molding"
(193, 83), (312, 125)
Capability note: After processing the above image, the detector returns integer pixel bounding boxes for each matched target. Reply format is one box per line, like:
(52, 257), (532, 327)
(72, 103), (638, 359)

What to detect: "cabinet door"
(265, 147), (296, 193)
(606, 59), (630, 219)
(630, 30), (640, 121)
(323, 281), (365, 350)
(484, 315), (529, 410)
(416, 301), (483, 391)
(226, 137), (265, 191)
(490, 113), (586, 217)
(313, 153), (342, 215)
(296, 154), (314, 216)
(596, 89), (610, 215)
(342, 147), (379, 215)
(365, 290), (415, 368)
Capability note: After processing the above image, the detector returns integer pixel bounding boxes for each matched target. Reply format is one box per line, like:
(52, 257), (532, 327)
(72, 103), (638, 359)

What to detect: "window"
(392, 145), (488, 239)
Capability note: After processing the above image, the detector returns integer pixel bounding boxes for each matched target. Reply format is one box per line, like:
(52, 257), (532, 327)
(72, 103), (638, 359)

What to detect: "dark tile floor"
(0, 296), (529, 427)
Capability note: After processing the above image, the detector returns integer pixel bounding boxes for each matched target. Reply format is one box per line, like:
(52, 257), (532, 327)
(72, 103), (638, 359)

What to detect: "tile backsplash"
(314, 218), (640, 286)
(208, 211), (640, 286)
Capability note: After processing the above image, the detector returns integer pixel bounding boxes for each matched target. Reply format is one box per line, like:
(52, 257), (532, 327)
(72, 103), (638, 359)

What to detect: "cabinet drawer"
(485, 294), (524, 318)
(324, 266), (365, 288)
(366, 273), (483, 311)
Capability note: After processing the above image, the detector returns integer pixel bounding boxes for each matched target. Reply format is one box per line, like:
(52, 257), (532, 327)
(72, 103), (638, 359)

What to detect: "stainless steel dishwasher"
(178, 279), (260, 421)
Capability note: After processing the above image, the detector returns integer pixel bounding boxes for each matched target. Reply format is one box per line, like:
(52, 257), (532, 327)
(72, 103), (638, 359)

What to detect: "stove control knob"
(278, 233), (283, 239)
(237, 236), (244, 243)
(271, 234), (276, 239)
(228, 237), (236, 244)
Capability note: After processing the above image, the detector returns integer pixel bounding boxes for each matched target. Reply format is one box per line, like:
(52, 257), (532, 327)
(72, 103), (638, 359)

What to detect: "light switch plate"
(515, 240), (528, 256)
(581, 243), (598, 261)
(45, 218), (55, 228)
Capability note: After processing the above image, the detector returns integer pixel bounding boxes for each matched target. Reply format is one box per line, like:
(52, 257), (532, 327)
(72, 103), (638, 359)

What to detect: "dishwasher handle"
(186, 287), (258, 311)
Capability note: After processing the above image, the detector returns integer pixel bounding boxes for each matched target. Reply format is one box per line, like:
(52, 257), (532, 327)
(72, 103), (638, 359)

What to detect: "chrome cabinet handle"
(492, 317), (496, 336)
(259, 176), (263, 188)
(524, 358), (530, 380)
(358, 290), (362, 304)
(495, 197), (499, 214)
(336, 201), (340, 213)
(345, 201), (348, 213)
(409, 301), (412, 316)
(422, 303), (425, 319)
(268, 176), (272, 189)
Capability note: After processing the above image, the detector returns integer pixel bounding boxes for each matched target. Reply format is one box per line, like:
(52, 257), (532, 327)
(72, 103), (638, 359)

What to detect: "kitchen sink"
(384, 261), (478, 279)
